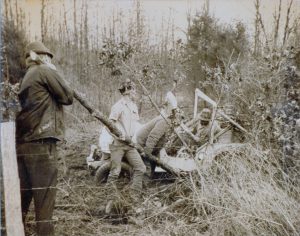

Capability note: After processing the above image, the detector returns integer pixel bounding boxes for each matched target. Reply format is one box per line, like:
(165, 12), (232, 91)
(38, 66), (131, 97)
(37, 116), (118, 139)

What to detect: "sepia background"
(1, 0), (300, 235)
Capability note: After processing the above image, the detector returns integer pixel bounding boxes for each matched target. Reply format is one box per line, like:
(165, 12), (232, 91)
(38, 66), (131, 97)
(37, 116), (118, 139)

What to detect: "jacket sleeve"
(145, 119), (168, 154)
(42, 66), (73, 105)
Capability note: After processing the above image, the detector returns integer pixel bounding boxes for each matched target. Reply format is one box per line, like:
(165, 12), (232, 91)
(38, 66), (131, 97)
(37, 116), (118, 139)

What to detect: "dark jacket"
(136, 115), (169, 154)
(16, 63), (73, 142)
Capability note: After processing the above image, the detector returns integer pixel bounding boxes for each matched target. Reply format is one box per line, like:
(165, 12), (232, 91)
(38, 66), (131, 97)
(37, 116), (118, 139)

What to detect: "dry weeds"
(22, 122), (298, 236)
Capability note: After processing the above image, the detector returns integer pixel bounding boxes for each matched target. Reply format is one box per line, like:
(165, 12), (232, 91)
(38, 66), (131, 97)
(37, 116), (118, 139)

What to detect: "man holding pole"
(16, 41), (73, 236)
(106, 79), (146, 197)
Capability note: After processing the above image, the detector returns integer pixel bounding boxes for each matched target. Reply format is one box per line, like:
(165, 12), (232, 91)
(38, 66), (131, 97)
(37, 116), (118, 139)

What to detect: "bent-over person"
(16, 41), (73, 236)
(136, 80), (179, 176)
(136, 115), (169, 177)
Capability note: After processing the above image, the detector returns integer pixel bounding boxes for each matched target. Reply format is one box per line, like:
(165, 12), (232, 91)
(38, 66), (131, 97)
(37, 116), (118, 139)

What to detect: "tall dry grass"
(45, 120), (299, 236)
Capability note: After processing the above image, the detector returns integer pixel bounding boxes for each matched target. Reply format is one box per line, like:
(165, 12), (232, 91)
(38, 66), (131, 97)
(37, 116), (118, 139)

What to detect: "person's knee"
(132, 161), (146, 174)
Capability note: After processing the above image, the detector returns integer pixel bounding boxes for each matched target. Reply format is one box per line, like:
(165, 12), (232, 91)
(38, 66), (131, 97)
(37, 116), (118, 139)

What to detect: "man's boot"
(129, 171), (144, 203)
(105, 175), (118, 190)
(105, 176), (118, 214)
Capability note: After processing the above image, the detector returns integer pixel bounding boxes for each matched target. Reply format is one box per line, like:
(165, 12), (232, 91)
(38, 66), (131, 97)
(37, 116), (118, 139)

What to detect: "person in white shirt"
(106, 79), (146, 193)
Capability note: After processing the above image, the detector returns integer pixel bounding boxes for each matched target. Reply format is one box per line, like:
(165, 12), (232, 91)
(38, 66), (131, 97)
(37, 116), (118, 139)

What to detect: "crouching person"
(16, 42), (73, 236)
(106, 79), (146, 196)
(86, 127), (112, 174)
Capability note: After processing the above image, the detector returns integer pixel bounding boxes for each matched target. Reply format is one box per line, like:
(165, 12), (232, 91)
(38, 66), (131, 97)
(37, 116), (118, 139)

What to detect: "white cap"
(166, 91), (178, 109)
(161, 91), (178, 117)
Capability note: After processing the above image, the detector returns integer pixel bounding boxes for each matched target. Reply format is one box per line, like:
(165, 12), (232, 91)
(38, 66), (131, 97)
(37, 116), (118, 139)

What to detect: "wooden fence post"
(1, 121), (25, 236)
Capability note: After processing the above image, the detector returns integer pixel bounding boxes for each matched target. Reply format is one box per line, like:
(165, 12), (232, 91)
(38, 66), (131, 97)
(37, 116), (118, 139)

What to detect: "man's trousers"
(107, 140), (146, 191)
(17, 141), (57, 236)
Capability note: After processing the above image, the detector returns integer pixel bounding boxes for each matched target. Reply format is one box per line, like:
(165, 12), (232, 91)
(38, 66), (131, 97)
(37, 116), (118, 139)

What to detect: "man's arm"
(42, 66), (73, 105)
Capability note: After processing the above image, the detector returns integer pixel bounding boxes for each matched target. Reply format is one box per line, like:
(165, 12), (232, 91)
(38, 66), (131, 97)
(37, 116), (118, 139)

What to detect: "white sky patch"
(23, 0), (300, 43)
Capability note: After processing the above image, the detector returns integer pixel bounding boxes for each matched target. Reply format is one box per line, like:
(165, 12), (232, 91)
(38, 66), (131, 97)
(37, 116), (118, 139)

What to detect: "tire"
(95, 161), (133, 184)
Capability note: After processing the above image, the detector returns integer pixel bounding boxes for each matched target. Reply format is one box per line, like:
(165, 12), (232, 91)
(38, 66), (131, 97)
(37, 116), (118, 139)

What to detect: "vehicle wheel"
(95, 161), (133, 184)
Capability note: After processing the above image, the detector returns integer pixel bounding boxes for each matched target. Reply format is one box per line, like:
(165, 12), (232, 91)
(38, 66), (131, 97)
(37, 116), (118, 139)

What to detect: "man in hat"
(106, 79), (146, 196)
(16, 41), (73, 236)
(195, 108), (222, 144)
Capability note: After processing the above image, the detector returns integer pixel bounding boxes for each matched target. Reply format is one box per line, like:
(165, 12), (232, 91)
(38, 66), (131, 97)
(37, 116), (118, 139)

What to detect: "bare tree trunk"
(15, 0), (19, 28)
(205, 0), (210, 15)
(41, 0), (46, 41)
(290, 17), (300, 47)
(50, 6), (55, 40)
(258, 13), (270, 52)
(9, 0), (13, 22)
(78, 1), (85, 81)
(282, 0), (294, 47)
(273, 0), (282, 50)
(254, 0), (261, 56)
(136, 0), (142, 48)
(171, 19), (175, 49)
(73, 0), (78, 47)
(4, 0), (9, 21)
(95, 3), (99, 49)
(80, 1), (84, 54)
(63, 3), (69, 44)
(19, 8), (25, 32)
(187, 9), (191, 41)
(84, 1), (89, 64)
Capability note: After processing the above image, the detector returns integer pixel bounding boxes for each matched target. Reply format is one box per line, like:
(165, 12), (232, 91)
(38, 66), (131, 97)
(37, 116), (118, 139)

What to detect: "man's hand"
(140, 152), (147, 158)
(120, 133), (132, 143)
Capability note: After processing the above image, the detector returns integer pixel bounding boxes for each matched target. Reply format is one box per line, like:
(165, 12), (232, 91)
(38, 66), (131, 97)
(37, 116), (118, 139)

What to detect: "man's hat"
(118, 79), (135, 94)
(199, 108), (211, 121)
(25, 41), (53, 58)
